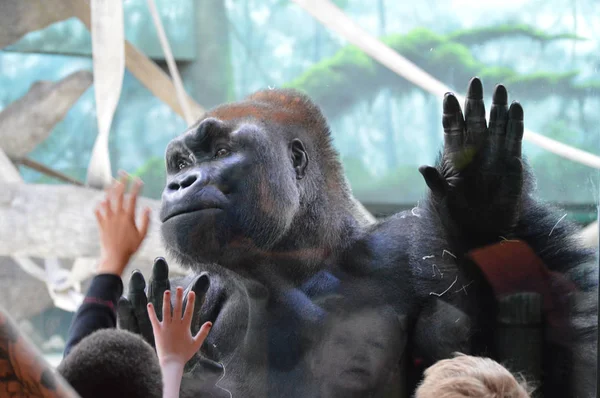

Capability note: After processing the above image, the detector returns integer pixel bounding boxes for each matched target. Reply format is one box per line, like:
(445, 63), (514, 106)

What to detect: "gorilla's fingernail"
(466, 77), (483, 99)
(508, 102), (523, 119)
(492, 84), (507, 104)
(130, 271), (146, 289)
(152, 258), (169, 279)
(443, 94), (461, 111)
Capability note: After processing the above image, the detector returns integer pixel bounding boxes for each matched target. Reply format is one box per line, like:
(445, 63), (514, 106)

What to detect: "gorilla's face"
(160, 115), (305, 269)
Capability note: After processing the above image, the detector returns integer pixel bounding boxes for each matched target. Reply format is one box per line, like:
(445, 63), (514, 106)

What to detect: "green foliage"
(343, 159), (427, 204)
(284, 24), (599, 118)
(342, 156), (375, 192)
(131, 156), (166, 200)
(448, 23), (587, 46)
(332, 0), (350, 8)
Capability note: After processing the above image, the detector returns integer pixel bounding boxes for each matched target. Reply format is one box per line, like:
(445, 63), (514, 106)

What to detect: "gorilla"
(118, 78), (597, 398)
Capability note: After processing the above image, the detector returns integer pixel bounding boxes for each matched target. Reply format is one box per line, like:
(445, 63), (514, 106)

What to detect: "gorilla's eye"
(215, 148), (230, 158)
(177, 160), (187, 170)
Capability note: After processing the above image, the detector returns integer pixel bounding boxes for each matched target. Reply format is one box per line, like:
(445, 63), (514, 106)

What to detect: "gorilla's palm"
(419, 77), (524, 243)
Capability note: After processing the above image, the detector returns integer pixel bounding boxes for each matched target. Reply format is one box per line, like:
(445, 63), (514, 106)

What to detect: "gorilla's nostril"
(167, 174), (198, 191)
(180, 174), (198, 189)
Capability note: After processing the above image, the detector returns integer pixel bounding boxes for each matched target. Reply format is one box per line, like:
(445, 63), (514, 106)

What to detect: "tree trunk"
(184, 0), (235, 108)
(0, 0), (75, 49)
(0, 71), (93, 159)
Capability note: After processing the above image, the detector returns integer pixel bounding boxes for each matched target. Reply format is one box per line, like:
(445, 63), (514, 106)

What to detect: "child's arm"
(148, 287), (212, 398)
(63, 172), (150, 357)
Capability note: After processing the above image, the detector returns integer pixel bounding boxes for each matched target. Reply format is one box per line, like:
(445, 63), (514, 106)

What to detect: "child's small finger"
(183, 291), (196, 324)
(173, 287), (184, 321)
(115, 175), (126, 212)
(101, 199), (113, 218)
(107, 177), (120, 201)
(94, 208), (104, 225)
(162, 290), (172, 323)
(127, 178), (143, 217)
(118, 169), (129, 182)
(193, 322), (212, 351)
(147, 303), (160, 330)
(138, 208), (151, 239)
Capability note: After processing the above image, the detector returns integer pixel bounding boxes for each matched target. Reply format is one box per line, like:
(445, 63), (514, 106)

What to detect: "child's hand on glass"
(94, 171), (151, 276)
(147, 287), (213, 367)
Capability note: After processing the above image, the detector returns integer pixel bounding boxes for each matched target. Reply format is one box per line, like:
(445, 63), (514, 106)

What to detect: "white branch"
(146, 0), (194, 126)
(0, 149), (23, 183)
(0, 0), (75, 48)
(71, 0), (205, 121)
(86, 0), (125, 189)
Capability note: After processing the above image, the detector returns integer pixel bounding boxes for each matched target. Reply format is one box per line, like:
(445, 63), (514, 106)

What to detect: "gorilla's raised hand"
(117, 257), (209, 350)
(419, 77), (524, 242)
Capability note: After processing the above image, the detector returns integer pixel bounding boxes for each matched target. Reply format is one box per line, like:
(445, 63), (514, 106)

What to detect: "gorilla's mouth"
(344, 367), (369, 376)
(162, 206), (224, 223)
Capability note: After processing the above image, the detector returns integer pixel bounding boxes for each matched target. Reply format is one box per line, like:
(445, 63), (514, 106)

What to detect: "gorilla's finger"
(148, 257), (171, 322)
(489, 84), (508, 138)
(418, 166), (448, 197)
(183, 274), (210, 334)
(183, 356), (225, 387)
(463, 77), (487, 145)
(127, 270), (155, 346)
(116, 297), (139, 333)
(442, 93), (465, 155)
(506, 101), (524, 159)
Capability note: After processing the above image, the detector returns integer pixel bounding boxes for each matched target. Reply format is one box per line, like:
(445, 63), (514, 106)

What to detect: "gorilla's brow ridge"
(184, 118), (229, 151)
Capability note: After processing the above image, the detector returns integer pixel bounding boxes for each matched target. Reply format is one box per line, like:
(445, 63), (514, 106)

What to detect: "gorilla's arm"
(412, 78), (597, 397)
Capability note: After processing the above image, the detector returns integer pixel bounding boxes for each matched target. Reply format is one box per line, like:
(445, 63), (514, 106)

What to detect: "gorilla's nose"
(160, 169), (226, 222)
(167, 172), (201, 192)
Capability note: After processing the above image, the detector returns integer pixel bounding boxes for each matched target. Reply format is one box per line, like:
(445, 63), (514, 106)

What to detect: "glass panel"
(1, 1), (597, 397)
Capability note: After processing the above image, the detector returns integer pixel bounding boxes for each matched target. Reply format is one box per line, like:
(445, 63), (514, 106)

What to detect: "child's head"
(309, 297), (406, 397)
(415, 353), (532, 398)
(57, 328), (163, 398)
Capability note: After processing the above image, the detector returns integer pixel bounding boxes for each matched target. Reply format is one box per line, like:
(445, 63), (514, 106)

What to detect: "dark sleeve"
(63, 274), (124, 357)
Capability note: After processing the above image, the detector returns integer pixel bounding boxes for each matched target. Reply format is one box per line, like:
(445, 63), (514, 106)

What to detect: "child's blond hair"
(415, 353), (533, 398)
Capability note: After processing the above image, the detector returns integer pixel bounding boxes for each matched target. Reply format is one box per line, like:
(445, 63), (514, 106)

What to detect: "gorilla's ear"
(290, 139), (309, 179)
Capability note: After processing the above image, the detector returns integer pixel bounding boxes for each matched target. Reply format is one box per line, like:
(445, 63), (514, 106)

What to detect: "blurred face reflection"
(312, 308), (402, 397)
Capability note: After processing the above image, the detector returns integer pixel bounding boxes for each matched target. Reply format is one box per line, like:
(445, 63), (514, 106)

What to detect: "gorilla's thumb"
(418, 165), (447, 197)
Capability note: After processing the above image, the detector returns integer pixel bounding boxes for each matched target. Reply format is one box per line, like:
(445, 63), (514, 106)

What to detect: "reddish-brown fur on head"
(207, 88), (333, 151)
(206, 88), (349, 204)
